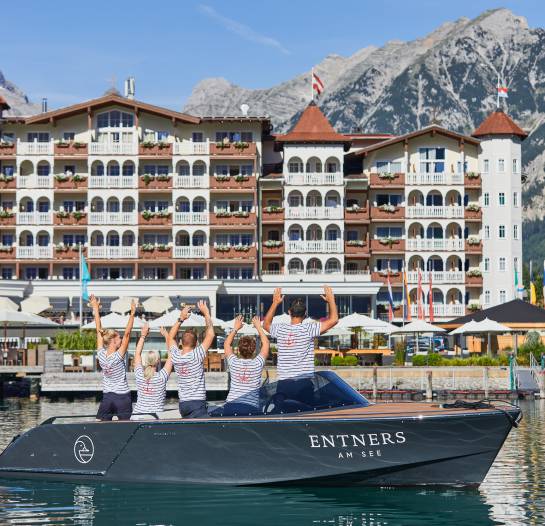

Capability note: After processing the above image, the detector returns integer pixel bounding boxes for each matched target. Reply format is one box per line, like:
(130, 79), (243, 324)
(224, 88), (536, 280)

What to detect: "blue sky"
(3, 0), (545, 110)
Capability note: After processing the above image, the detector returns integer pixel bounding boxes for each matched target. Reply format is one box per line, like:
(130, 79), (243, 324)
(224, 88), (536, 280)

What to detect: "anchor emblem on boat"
(74, 435), (95, 464)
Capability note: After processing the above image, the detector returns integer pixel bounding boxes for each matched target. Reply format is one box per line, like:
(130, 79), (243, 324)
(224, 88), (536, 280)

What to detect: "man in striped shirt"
(162, 301), (215, 418)
(263, 286), (338, 405)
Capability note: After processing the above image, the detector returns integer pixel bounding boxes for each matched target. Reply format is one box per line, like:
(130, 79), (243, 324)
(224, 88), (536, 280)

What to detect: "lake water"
(0, 398), (543, 526)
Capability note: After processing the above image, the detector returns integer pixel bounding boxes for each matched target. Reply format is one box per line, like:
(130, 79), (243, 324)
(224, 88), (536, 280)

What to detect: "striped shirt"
(97, 348), (129, 394)
(134, 365), (169, 414)
(226, 355), (265, 407)
(269, 322), (321, 380)
(170, 344), (206, 402)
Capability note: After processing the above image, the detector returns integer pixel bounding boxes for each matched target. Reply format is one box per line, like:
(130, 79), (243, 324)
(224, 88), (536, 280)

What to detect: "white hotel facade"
(0, 89), (525, 321)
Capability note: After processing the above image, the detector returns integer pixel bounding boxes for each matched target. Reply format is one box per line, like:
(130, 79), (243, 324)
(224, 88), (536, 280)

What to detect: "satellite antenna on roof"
(240, 103), (249, 117)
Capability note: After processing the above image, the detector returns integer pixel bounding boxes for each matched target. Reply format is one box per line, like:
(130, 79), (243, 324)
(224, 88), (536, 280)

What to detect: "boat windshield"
(210, 371), (370, 417)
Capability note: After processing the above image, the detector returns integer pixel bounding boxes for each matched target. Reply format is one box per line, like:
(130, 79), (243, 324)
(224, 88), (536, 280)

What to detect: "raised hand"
(272, 287), (284, 306)
(88, 294), (100, 311)
(251, 316), (262, 330)
(198, 300), (210, 317)
(141, 323), (150, 338)
(321, 285), (335, 303)
(180, 305), (191, 321)
(159, 326), (169, 339)
(234, 315), (244, 332)
(129, 299), (137, 316)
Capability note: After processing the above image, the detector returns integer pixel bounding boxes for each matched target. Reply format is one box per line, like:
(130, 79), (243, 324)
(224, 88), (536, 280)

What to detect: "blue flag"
(81, 252), (91, 301)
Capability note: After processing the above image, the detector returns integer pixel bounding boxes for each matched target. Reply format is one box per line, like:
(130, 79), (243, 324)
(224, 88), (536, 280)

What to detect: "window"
(513, 224), (519, 239)
(498, 159), (505, 172)
(1, 233), (13, 246)
(240, 200), (253, 212)
(63, 132), (75, 141)
(241, 132), (253, 142)
(376, 258), (403, 272)
(484, 290), (491, 305)
(215, 131), (253, 143)
(97, 111), (134, 128)
(483, 193), (489, 207)
(2, 165), (14, 177)
(376, 227), (402, 239)
(62, 267), (79, 280)
(483, 159), (489, 173)
(215, 165), (228, 176)
(27, 132), (49, 142)
(498, 192), (505, 206)
(192, 132), (204, 143)
(484, 225), (490, 240)
(456, 161), (468, 174)
(484, 258), (490, 272)
(376, 161), (402, 173)
(499, 225), (506, 239)
(37, 164), (50, 176)
(376, 194), (402, 206)
(1, 132), (15, 144)
(512, 158), (519, 173)
(499, 257), (506, 271)
(157, 131), (168, 142)
(419, 147), (445, 173)
(288, 160), (303, 173)
(2, 267), (13, 280)
(513, 192), (518, 207)
(499, 290), (506, 303)
(240, 165), (253, 176)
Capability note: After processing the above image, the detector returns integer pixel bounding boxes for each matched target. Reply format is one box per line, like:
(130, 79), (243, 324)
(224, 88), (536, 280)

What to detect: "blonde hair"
(102, 329), (120, 346)
(143, 351), (160, 380)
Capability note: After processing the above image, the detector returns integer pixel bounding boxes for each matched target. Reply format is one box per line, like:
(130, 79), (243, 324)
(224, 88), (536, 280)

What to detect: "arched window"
(288, 258), (304, 274)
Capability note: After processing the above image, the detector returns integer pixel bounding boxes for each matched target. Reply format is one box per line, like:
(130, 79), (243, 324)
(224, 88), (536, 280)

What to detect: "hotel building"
(0, 88), (526, 321)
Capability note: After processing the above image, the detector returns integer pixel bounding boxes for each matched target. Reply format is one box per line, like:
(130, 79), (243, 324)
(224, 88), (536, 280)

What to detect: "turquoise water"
(0, 398), (543, 526)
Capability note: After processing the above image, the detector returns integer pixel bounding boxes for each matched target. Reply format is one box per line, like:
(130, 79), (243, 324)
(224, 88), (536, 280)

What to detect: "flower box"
(209, 175), (255, 189)
(370, 238), (405, 252)
(138, 175), (172, 189)
(211, 245), (257, 259)
(139, 211), (172, 225)
(0, 175), (15, 189)
(138, 143), (172, 156)
(0, 246), (14, 259)
(369, 172), (405, 186)
(54, 212), (87, 226)
(211, 212), (256, 225)
(54, 142), (88, 156)
(210, 142), (257, 156)
(0, 143), (16, 156)
(139, 246), (172, 259)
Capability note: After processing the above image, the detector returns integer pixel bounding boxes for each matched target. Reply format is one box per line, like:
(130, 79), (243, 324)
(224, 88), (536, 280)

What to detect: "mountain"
(183, 8), (545, 267)
(0, 71), (40, 116)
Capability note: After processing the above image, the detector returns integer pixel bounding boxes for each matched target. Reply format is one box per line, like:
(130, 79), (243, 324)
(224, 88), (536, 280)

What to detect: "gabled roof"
(354, 124), (480, 156)
(25, 93), (200, 125)
(441, 299), (545, 328)
(276, 101), (348, 143)
(0, 95), (10, 111)
(472, 110), (527, 139)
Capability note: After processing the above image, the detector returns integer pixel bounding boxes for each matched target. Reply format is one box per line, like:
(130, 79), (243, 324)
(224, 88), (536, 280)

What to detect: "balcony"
(16, 245), (54, 259)
(88, 176), (137, 189)
(465, 239), (483, 253)
(173, 141), (210, 156)
(261, 207), (284, 222)
(138, 143), (173, 157)
(18, 175), (54, 189)
(138, 212), (172, 226)
(0, 246), (15, 259)
(370, 238), (405, 253)
(406, 271), (464, 284)
(210, 142), (257, 157)
(138, 175), (173, 190)
(17, 140), (54, 156)
(406, 238), (464, 252)
(411, 304), (466, 318)
(17, 211), (53, 225)
(89, 142), (138, 155)
(0, 213), (16, 226)
(464, 173), (481, 187)
(173, 246), (209, 259)
(173, 212), (208, 225)
(54, 245), (83, 260)
(209, 176), (256, 190)
(369, 172), (405, 187)
(88, 246), (138, 259)
(210, 211), (256, 226)
(285, 206), (343, 220)
(464, 207), (482, 221)
(344, 205), (370, 221)
(406, 206), (464, 219)
(284, 173), (343, 186)
(54, 175), (88, 190)
(406, 173), (463, 186)
(53, 212), (88, 226)
(344, 240), (369, 255)
(465, 272), (483, 286)
(54, 143), (88, 156)
(0, 143), (16, 156)
(371, 271), (403, 284)
(286, 239), (343, 253)
(211, 245), (257, 259)
(139, 246), (172, 259)
(262, 242), (284, 255)
(173, 175), (209, 189)
(88, 212), (137, 225)
(261, 269), (371, 283)
(370, 206), (405, 220)
(0, 176), (16, 189)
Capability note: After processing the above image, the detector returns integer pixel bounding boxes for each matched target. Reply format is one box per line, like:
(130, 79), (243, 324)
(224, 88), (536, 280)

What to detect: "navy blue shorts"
(179, 400), (208, 418)
(97, 392), (132, 421)
(211, 402), (259, 416)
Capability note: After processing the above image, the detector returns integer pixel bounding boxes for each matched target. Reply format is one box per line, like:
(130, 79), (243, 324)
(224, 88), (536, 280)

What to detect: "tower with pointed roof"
(473, 109), (526, 306)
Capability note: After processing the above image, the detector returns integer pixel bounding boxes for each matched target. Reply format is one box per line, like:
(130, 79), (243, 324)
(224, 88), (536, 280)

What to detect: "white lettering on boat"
(308, 432), (406, 448)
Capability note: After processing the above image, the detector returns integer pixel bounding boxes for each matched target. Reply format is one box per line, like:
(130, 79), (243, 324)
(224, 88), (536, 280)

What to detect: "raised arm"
(134, 323), (149, 368)
(263, 287), (283, 332)
(224, 315), (243, 359)
(198, 300), (215, 352)
(253, 316), (270, 360)
(319, 285), (339, 334)
(119, 299), (137, 358)
(89, 295), (103, 349)
(166, 306), (190, 347)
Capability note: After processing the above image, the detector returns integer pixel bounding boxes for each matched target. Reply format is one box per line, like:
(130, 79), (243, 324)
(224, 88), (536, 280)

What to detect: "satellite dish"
(240, 103), (249, 116)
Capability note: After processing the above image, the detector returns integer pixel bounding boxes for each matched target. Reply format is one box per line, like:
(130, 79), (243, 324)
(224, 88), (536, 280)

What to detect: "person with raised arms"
(90, 294), (136, 421)
(160, 301), (215, 418)
(132, 322), (172, 418)
(220, 315), (269, 416)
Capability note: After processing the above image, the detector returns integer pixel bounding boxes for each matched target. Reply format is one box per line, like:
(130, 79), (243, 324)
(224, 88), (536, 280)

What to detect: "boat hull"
(0, 407), (519, 486)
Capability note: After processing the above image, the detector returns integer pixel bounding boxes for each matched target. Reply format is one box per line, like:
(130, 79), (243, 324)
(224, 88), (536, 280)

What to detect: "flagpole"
(311, 67), (314, 102)
(496, 73), (500, 109)
(401, 263), (405, 327)
(79, 243), (83, 328)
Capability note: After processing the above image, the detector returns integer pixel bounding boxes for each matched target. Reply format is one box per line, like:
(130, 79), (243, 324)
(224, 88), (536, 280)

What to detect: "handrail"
(41, 413), (159, 425)
(509, 356), (518, 391)
(529, 353), (541, 384)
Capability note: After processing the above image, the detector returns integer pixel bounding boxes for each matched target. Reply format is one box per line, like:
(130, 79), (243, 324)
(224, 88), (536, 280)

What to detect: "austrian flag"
(497, 86), (508, 98)
(312, 71), (324, 97)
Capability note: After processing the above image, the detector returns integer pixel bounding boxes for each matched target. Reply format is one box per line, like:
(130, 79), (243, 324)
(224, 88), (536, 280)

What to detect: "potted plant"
(0, 209), (14, 218)
(465, 203), (481, 212)
(215, 142), (230, 150)
(72, 174), (86, 182)
(141, 243), (155, 252)
(214, 174), (231, 181)
(72, 142), (86, 149)
(233, 210), (250, 218)
(379, 237), (397, 248)
(466, 269), (483, 278)
(264, 206), (283, 213)
(234, 141), (249, 150)
(141, 174), (154, 185)
(54, 174), (70, 182)
(0, 245), (13, 252)
(141, 210), (155, 221)
(156, 174), (171, 182)
(0, 174), (15, 183)
(55, 243), (69, 252)
(234, 244), (250, 252)
(345, 204), (361, 213)
(72, 211), (86, 221)
(0, 141), (14, 148)
(215, 210), (232, 218)
(140, 141), (156, 149)
(379, 204), (397, 213)
(158, 142), (170, 149)
(157, 210), (171, 218)
(157, 244), (170, 251)
(56, 210), (70, 218)
(467, 303), (481, 312)
(467, 236), (481, 245)
(235, 175), (250, 183)
(263, 240), (283, 248)
(56, 141), (70, 148)
(214, 244), (231, 252)
(466, 171), (480, 179)
(378, 172), (396, 180)
(347, 240), (365, 247)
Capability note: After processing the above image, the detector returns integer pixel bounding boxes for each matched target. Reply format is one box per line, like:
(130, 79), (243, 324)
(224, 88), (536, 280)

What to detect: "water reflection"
(0, 399), (543, 526)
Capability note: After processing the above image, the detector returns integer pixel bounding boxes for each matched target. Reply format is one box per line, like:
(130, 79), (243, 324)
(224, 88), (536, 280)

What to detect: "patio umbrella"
(142, 296), (173, 314)
(0, 297), (19, 312)
(449, 320), (483, 335)
(20, 296), (52, 315)
(111, 297), (138, 314)
(271, 313), (316, 325)
(82, 312), (145, 330)
(149, 310), (224, 329)
(322, 324), (353, 352)
(474, 318), (511, 357)
(337, 312), (396, 333)
(391, 319), (445, 355)
(0, 311), (58, 352)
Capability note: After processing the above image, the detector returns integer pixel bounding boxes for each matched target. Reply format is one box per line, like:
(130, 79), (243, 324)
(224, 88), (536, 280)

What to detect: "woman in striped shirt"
(89, 294), (136, 421)
(221, 315), (269, 415)
(132, 322), (172, 418)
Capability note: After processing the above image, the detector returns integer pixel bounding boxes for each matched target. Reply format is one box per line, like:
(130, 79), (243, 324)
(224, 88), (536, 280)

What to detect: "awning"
(111, 297), (138, 314)
(21, 296), (52, 315)
(0, 297), (20, 312)
(142, 296), (173, 314)
(82, 312), (145, 330)
(49, 297), (70, 312)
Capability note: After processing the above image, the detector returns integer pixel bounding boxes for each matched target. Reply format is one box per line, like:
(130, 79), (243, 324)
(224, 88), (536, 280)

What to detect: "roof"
(276, 101), (348, 143)
(25, 93), (200, 125)
(354, 124), (480, 156)
(472, 110), (528, 139)
(441, 300), (545, 328)
(0, 96), (10, 111)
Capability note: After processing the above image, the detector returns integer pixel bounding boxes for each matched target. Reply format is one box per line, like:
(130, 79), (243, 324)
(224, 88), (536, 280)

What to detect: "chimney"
(125, 77), (135, 100)
(240, 103), (249, 117)
(41, 98), (48, 113)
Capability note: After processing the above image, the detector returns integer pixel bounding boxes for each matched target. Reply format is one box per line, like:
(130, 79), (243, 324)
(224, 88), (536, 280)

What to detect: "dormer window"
(97, 110), (134, 128)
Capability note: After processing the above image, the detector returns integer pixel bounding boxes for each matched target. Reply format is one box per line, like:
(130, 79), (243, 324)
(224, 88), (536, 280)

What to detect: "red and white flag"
(428, 271), (434, 323)
(417, 268), (424, 320)
(312, 69), (324, 98)
(497, 86), (508, 98)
